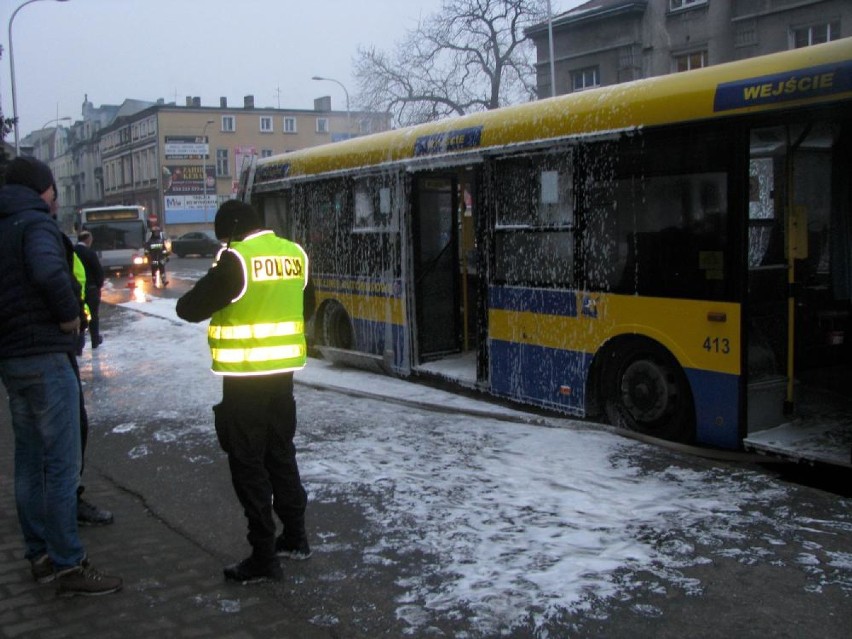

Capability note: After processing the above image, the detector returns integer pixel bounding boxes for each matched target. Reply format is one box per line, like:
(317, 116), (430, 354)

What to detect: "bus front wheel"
(603, 341), (694, 443)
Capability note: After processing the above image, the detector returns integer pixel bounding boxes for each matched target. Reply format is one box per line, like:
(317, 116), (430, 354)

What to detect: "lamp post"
(547, 0), (556, 97)
(311, 75), (351, 138)
(8, 0), (70, 154)
(201, 119), (214, 226)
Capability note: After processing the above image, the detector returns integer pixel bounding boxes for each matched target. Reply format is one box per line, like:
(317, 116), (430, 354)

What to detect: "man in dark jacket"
(74, 230), (105, 348)
(176, 200), (315, 584)
(0, 157), (121, 596)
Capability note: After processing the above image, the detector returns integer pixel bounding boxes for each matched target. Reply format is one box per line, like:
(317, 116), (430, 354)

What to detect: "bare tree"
(354, 0), (549, 127)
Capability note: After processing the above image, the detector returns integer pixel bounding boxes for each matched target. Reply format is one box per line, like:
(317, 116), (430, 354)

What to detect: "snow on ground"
(80, 296), (852, 635)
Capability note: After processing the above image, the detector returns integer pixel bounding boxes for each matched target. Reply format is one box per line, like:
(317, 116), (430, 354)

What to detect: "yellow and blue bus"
(242, 39), (852, 466)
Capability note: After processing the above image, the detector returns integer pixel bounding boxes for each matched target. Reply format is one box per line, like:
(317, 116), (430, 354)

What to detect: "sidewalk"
(0, 396), (338, 639)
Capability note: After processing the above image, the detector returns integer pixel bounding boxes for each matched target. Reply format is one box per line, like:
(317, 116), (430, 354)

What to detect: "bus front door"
(745, 119), (852, 466)
(413, 175), (460, 361)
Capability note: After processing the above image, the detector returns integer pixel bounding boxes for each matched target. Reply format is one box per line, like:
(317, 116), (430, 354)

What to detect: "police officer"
(176, 201), (314, 583)
(144, 227), (168, 286)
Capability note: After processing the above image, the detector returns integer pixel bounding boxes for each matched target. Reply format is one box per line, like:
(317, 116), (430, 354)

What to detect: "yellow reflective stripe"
(211, 344), (305, 364)
(208, 321), (304, 341)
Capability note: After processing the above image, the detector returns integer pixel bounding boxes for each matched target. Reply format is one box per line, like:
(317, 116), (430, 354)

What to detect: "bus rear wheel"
(603, 341), (694, 443)
(321, 302), (354, 350)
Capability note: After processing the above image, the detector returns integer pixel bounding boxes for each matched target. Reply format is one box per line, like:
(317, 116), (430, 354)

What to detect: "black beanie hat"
(214, 200), (261, 240)
(5, 157), (55, 195)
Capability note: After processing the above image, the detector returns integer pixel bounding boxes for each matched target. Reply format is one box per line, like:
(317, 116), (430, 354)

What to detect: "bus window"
(352, 175), (400, 277)
(583, 130), (732, 300)
(260, 194), (294, 238)
(494, 151), (574, 287)
(301, 179), (351, 275)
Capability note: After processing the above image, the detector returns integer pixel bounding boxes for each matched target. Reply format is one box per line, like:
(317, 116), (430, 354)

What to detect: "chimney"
(185, 96), (192, 107)
(192, 96), (201, 107)
(314, 96), (331, 112)
(220, 96), (228, 108)
(244, 95), (255, 110)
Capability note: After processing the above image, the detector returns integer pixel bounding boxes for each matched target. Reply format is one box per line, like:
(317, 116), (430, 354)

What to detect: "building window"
(284, 117), (297, 133)
(216, 148), (229, 176)
(571, 67), (599, 92)
(669, 0), (707, 10)
(221, 115), (235, 132)
(259, 116), (273, 133)
(316, 118), (329, 134)
(792, 21), (841, 48)
(674, 50), (707, 72)
(261, 149), (273, 158)
(735, 20), (758, 48)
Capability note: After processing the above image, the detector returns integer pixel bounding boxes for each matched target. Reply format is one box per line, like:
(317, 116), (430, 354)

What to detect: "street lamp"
(8, 0), (70, 154)
(311, 75), (351, 138)
(201, 119), (214, 226)
(37, 116), (71, 161)
(40, 116), (71, 129)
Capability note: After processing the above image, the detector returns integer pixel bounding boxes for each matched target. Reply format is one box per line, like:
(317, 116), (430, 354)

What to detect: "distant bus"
(77, 205), (150, 274)
(240, 39), (852, 467)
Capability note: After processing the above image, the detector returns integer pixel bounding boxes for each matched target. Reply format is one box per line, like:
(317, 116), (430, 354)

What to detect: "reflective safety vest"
(208, 230), (308, 376)
(72, 252), (91, 320)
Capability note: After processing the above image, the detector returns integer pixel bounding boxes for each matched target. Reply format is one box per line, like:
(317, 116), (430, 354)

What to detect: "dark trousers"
(69, 355), (88, 497)
(214, 373), (307, 561)
(85, 287), (101, 345)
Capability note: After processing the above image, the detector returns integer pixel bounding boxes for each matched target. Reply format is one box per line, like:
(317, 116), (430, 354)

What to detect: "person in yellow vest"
(71, 252), (89, 355)
(176, 200), (315, 584)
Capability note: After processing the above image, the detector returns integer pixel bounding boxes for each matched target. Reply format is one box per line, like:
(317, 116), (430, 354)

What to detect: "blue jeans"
(0, 352), (85, 570)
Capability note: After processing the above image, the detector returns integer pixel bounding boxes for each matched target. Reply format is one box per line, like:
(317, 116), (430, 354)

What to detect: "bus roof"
(254, 38), (852, 185)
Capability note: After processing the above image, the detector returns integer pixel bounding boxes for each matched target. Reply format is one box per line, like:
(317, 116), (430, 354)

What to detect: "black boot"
(223, 555), (282, 584)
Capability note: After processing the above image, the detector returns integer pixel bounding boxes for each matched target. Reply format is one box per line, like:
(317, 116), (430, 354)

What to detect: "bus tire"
(321, 302), (354, 350)
(602, 339), (694, 443)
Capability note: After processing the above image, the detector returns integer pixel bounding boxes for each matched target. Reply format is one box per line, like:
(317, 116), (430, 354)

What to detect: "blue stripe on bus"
(352, 317), (407, 365)
(489, 339), (588, 413)
(490, 338), (741, 447)
(414, 126), (483, 156)
(489, 286), (578, 317)
(684, 368), (740, 449)
(315, 276), (401, 300)
(713, 59), (852, 112)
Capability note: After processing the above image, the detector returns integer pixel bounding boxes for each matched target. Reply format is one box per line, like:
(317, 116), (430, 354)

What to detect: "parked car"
(170, 230), (222, 258)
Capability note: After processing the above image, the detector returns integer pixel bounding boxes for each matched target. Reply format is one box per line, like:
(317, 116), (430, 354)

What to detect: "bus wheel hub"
(620, 360), (672, 422)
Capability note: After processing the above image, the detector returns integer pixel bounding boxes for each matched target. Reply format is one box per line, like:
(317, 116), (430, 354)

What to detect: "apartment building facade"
(526, 0), (850, 98)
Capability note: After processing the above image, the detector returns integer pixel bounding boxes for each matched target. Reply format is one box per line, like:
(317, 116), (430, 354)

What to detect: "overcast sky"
(1, 0), (585, 139)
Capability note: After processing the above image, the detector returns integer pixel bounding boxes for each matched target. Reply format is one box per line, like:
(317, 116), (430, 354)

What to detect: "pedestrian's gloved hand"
(60, 317), (81, 334)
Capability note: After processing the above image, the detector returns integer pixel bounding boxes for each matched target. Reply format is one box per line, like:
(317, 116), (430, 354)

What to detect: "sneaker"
(77, 498), (114, 526)
(55, 564), (122, 597)
(30, 554), (55, 584)
(275, 534), (312, 560)
(223, 557), (282, 584)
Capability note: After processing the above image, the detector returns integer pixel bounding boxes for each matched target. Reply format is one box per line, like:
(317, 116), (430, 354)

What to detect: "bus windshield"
(85, 220), (146, 251)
